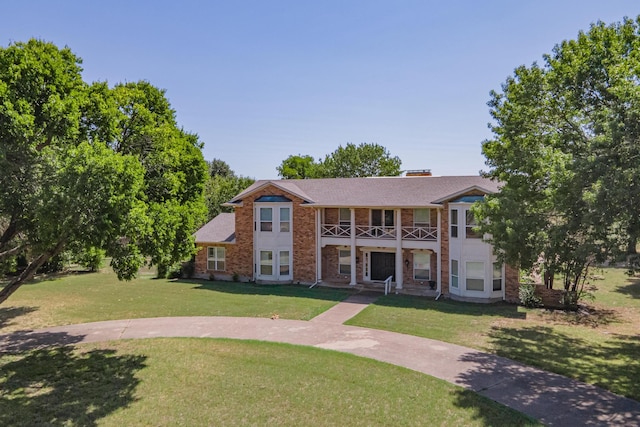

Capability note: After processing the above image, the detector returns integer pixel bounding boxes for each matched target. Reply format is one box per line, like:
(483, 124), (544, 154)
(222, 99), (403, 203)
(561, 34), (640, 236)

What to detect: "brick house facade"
(194, 176), (520, 303)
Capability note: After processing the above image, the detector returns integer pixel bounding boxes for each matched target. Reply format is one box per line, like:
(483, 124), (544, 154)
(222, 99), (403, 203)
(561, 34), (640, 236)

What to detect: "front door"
(371, 252), (395, 281)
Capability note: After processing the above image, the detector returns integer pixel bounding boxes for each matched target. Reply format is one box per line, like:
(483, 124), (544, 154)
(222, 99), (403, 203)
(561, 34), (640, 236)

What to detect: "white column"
(395, 208), (403, 290)
(316, 208), (322, 283)
(350, 208), (357, 285)
(437, 208), (442, 292)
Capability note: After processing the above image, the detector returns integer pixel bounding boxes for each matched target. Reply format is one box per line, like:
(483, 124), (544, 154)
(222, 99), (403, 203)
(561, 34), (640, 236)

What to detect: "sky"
(3, 1), (640, 179)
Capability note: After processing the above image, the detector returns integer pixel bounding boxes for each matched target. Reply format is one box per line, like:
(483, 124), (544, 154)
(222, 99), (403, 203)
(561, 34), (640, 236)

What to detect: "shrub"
(75, 247), (106, 272)
(519, 283), (542, 308)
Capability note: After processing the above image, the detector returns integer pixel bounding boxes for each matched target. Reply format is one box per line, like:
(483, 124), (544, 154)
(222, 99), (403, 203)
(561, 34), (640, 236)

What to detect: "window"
(450, 209), (458, 238)
(280, 251), (290, 276)
(465, 210), (481, 238)
(372, 209), (394, 227)
(451, 260), (459, 288)
(414, 209), (430, 227)
(466, 262), (485, 291)
(339, 249), (351, 275)
(280, 207), (290, 232)
(207, 247), (225, 271)
(413, 252), (431, 280)
(260, 251), (273, 275)
(493, 262), (503, 291)
(260, 208), (272, 232)
(339, 208), (351, 226)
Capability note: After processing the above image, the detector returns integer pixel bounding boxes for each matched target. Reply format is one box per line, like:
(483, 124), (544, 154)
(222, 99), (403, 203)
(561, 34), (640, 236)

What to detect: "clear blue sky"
(3, 1), (639, 178)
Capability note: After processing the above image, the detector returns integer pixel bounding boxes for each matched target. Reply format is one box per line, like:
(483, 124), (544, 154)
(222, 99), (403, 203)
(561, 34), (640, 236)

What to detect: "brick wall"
(235, 184), (317, 284)
(505, 264), (520, 303)
(534, 285), (565, 308)
(193, 242), (240, 281)
(322, 246), (351, 284)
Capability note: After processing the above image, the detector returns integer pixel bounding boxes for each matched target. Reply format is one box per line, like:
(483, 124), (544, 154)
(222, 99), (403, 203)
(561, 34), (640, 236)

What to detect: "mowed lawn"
(0, 339), (541, 426)
(0, 271), (351, 333)
(347, 267), (640, 401)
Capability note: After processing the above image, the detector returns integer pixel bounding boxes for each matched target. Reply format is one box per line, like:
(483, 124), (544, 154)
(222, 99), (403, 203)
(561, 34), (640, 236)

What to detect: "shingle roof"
(194, 213), (235, 243)
(231, 176), (500, 208)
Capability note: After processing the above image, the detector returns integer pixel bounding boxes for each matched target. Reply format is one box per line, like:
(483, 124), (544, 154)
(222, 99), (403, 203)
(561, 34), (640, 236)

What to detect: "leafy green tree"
(208, 158), (234, 178)
(276, 155), (320, 179)
(319, 143), (402, 178)
(0, 39), (208, 303)
(475, 17), (640, 293)
(205, 174), (255, 220)
(277, 144), (402, 179)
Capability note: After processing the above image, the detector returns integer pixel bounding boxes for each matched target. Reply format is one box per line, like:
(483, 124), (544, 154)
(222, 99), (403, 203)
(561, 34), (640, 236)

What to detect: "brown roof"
(194, 213), (235, 243)
(230, 176), (500, 208)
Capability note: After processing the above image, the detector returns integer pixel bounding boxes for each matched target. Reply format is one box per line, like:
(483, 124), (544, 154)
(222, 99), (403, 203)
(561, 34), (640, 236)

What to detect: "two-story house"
(194, 175), (519, 303)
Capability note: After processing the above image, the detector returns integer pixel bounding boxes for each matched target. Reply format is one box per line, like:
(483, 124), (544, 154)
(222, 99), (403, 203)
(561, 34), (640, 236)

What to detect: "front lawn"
(0, 338), (541, 426)
(347, 267), (640, 401)
(0, 272), (351, 333)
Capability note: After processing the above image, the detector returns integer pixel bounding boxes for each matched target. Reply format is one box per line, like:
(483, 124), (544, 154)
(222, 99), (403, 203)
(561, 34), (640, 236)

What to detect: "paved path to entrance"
(1, 294), (639, 426)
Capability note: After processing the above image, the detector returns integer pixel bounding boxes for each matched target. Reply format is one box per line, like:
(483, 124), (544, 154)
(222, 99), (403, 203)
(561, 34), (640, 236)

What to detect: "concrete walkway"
(1, 294), (639, 426)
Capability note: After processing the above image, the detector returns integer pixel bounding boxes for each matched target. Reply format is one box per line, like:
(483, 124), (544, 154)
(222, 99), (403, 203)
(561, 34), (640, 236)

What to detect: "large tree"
(0, 40), (207, 303)
(475, 17), (640, 293)
(276, 143), (402, 179)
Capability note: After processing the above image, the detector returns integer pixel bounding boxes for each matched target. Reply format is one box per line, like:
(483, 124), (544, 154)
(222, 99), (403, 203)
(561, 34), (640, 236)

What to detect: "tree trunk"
(0, 240), (66, 305)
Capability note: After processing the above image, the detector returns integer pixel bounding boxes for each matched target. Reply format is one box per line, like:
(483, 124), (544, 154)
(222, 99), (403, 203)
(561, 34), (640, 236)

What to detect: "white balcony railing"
(321, 224), (437, 241)
(401, 226), (438, 241)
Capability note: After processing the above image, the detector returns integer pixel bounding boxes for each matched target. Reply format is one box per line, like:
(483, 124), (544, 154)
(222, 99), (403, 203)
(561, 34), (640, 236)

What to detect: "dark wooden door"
(371, 252), (395, 281)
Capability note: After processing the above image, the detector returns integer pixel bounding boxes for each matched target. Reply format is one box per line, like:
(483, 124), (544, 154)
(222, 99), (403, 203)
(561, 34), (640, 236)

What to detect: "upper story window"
(339, 208), (350, 226)
(450, 209), (458, 238)
(280, 207), (290, 232)
(465, 210), (481, 238)
(414, 208), (430, 227)
(372, 209), (394, 227)
(260, 207), (273, 231)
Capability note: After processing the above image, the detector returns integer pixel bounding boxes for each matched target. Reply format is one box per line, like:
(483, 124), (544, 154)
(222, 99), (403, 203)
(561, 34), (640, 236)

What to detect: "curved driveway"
(1, 295), (639, 426)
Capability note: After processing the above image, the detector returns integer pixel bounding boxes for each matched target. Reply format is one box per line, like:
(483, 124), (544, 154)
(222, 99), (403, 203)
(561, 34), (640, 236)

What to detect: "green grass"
(347, 267), (640, 401)
(0, 272), (351, 333)
(0, 338), (541, 426)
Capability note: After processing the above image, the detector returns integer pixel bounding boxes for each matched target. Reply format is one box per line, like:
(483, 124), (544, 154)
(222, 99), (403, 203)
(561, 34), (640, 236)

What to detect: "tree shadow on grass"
(371, 294), (526, 319)
(483, 326), (640, 400)
(614, 274), (640, 299)
(0, 345), (146, 426)
(0, 306), (38, 331)
(451, 325), (640, 425)
(177, 278), (353, 302)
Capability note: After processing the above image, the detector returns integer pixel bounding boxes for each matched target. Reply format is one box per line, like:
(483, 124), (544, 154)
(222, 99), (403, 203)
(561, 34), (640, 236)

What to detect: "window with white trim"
(280, 250), (290, 276)
(465, 210), (481, 238)
(260, 207), (272, 232)
(372, 209), (394, 227)
(414, 208), (430, 227)
(451, 259), (459, 288)
(339, 208), (350, 226)
(413, 252), (431, 280)
(493, 262), (503, 291)
(450, 209), (458, 238)
(466, 261), (485, 291)
(339, 249), (351, 275)
(280, 207), (290, 232)
(260, 251), (273, 275)
(207, 247), (225, 271)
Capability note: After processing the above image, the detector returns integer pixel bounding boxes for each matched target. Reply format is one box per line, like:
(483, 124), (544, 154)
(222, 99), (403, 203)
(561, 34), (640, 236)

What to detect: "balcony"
(321, 224), (437, 241)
